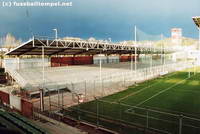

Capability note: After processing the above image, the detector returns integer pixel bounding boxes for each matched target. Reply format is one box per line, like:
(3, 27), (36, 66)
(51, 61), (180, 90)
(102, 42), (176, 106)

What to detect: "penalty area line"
(118, 72), (179, 102)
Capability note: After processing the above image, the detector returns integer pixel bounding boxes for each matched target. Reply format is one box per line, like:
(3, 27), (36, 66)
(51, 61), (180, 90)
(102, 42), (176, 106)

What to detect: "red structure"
(51, 56), (93, 67)
(21, 99), (33, 118)
(120, 56), (139, 62)
(73, 56), (93, 65)
(51, 56), (139, 67)
(0, 90), (33, 118)
(51, 57), (73, 67)
(0, 91), (9, 104)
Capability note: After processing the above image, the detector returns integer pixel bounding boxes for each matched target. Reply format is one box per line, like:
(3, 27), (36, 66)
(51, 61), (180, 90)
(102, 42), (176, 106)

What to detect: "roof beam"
(5, 38), (175, 56)
(17, 47), (37, 56)
(49, 48), (72, 55)
(72, 49), (89, 55)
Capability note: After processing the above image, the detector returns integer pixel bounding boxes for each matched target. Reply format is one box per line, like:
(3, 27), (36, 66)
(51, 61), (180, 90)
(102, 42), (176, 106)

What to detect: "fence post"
(32, 103), (35, 120)
(57, 88), (60, 107)
(123, 73), (125, 87)
(48, 89), (51, 111)
(146, 68), (148, 80)
(85, 80), (87, 98)
(119, 101), (122, 133)
(94, 80), (96, 97)
(61, 90), (64, 109)
(146, 109), (149, 129)
(188, 70), (191, 78)
(101, 79), (103, 97)
(71, 82), (74, 103)
(77, 95), (81, 124)
(96, 98), (99, 128)
(179, 115), (183, 134)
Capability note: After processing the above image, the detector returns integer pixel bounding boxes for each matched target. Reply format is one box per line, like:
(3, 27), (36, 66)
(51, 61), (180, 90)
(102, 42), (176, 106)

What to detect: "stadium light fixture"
(53, 28), (58, 40)
(108, 38), (112, 42)
(53, 28), (58, 47)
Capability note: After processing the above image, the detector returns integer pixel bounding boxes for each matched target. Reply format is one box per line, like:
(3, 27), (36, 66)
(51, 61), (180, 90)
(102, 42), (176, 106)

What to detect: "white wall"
(9, 94), (21, 111)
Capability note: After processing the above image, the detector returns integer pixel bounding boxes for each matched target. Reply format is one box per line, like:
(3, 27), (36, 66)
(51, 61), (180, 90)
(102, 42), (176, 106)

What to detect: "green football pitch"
(64, 66), (200, 134)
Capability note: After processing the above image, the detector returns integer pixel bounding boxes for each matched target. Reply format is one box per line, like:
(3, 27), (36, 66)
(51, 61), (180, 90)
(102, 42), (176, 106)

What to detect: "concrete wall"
(0, 90), (33, 118)
(10, 94), (21, 111)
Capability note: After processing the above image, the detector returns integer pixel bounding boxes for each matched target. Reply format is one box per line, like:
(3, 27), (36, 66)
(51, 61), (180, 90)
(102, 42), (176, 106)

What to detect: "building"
(171, 28), (182, 45)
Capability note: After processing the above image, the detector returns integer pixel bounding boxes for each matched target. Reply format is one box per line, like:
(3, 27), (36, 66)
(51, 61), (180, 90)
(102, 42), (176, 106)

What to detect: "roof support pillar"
(130, 53), (133, 71)
(32, 36), (35, 47)
(134, 25), (137, 75)
(17, 56), (20, 70)
(99, 52), (102, 83)
(42, 46), (45, 86)
(40, 46), (45, 112)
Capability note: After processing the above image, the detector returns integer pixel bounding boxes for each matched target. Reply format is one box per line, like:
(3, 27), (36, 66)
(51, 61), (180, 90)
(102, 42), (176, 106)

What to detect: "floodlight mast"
(53, 28), (58, 47)
(108, 38), (112, 42)
(134, 25), (137, 73)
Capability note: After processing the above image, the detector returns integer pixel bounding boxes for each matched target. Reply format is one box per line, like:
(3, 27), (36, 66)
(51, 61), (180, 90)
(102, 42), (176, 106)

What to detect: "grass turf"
(64, 67), (200, 134)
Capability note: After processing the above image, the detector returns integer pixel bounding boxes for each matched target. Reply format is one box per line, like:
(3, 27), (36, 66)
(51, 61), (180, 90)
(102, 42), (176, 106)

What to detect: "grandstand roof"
(192, 16), (200, 28)
(5, 37), (168, 56)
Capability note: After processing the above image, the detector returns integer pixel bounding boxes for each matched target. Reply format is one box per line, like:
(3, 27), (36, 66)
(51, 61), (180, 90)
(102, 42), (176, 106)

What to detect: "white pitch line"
(174, 89), (200, 94)
(135, 76), (192, 107)
(118, 72), (179, 102)
(118, 82), (158, 102)
(143, 105), (200, 118)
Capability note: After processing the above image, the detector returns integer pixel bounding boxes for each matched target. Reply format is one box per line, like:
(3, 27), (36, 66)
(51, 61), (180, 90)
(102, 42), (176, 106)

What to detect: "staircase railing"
(6, 68), (27, 88)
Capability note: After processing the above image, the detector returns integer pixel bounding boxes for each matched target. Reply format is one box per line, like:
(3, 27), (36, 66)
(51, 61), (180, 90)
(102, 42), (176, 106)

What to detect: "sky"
(0, 0), (200, 42)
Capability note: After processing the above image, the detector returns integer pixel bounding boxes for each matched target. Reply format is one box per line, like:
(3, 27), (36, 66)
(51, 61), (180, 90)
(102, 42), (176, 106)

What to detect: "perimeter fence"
(31, 61), (194, 111)
(61, 99), (200, 134)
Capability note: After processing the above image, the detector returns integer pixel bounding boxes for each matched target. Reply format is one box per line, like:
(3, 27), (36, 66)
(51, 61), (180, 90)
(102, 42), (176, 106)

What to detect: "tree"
(1, 33), (21, 51)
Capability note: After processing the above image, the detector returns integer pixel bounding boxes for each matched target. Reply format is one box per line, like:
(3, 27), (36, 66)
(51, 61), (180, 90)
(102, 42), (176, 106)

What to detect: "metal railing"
(63, 99), (200, 134)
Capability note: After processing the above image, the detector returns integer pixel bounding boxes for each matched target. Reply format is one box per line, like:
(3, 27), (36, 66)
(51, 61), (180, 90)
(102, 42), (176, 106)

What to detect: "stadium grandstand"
(2, 35), (180, 107)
